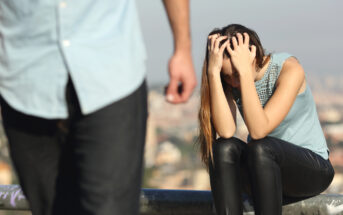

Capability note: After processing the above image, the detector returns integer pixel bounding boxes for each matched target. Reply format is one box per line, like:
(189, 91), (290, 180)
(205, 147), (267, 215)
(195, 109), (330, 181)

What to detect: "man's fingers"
(166, 78), (196, 103)
(180, 79), (196, 102)
(166, 78), (181, 103)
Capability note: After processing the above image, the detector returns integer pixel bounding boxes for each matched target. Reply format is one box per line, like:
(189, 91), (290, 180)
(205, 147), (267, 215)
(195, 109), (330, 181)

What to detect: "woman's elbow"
(217, 129), (236, 139)
(249, 131), (267, 140)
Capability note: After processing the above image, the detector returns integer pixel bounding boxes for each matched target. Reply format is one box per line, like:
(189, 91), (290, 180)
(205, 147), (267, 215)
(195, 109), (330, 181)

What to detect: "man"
(0, 0), (196, 214)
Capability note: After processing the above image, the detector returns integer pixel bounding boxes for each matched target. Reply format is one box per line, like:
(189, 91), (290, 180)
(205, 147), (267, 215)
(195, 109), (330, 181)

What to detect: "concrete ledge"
(141, 189), (343, 215)
(0, 185), (342, 214)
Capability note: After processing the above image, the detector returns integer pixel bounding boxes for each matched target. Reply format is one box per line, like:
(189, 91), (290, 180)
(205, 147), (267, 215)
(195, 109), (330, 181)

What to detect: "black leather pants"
(209, 136), (334, 215)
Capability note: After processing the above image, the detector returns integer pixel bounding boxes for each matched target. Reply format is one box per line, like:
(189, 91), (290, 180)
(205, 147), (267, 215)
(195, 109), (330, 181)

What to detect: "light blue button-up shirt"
(0, 0), (147, 119)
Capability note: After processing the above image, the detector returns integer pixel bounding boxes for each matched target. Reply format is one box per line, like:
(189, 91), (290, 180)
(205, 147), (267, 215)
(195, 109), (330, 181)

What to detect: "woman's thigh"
(250, 136), (334, 198)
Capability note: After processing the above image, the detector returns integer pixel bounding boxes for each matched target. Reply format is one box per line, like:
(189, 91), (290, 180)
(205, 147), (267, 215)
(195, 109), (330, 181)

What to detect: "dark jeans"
(209, 136), (335, 215)
(0, 78), (148, 215)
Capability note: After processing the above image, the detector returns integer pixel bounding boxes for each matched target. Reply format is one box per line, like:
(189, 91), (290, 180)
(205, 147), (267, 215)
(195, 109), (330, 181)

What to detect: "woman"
(197, 24), (334, 215)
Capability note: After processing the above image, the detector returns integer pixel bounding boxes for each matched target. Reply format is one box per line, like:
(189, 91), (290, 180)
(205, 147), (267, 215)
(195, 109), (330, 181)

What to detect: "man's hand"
(162, 0), (197, 104)
(165, 51), (197, 104)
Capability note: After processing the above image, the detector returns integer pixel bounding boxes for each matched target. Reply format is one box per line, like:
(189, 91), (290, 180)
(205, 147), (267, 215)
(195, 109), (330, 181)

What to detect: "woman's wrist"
(239, 71), (255, 88)
(208, 70), (221, 81)
(238, 67), (254, 80)
(208, 68), (221, 77)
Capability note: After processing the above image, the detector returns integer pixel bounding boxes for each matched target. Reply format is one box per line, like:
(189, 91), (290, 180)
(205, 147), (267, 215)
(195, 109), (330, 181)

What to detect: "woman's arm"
(227, 33), (304, 139)
(240, 58), (304, 139)
(209, 73), (237, 138)
(207, 34), (236, 138)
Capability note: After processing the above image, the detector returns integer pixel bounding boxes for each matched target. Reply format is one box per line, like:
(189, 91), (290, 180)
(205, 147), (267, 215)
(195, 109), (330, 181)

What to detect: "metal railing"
(0, 185), (342, 214)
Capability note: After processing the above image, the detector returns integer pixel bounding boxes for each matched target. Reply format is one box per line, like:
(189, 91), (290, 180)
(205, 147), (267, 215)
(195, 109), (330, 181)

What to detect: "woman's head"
(197, 24), (267, 167)
(210, 24), (267, 88)
(221, 24), (265, 66)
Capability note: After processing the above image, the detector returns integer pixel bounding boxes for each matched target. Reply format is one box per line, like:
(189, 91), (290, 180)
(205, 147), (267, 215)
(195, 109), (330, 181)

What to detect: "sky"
(137, 0), (343, 86)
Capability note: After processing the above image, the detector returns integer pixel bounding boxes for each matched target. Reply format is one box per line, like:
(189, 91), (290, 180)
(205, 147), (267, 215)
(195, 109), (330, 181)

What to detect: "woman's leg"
(246, 136), (334, 215)
(209, 137), (248, 215)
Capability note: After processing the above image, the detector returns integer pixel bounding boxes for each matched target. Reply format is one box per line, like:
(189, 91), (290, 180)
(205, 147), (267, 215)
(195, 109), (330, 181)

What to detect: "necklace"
(254, 55), (271, 81)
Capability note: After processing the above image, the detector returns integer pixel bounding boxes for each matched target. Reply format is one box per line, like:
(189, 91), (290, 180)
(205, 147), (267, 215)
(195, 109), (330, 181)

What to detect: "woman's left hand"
(226, 33), (256, 78)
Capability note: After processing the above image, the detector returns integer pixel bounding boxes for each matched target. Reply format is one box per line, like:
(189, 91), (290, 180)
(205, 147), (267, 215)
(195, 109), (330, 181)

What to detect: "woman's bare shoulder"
(277, 56), (305, 86)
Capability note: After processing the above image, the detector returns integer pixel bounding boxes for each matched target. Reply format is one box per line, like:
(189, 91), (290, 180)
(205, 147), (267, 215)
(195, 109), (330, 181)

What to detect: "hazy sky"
(137, 0), (343, 86)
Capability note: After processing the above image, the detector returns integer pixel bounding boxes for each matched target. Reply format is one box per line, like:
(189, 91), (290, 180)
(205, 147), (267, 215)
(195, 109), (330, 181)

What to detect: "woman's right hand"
(207, 34), (229, 76)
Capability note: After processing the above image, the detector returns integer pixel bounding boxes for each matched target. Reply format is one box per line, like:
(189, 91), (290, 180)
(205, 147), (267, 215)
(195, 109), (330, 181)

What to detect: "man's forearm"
(162, 0), (191, 53)
(162, 0), (196, 104)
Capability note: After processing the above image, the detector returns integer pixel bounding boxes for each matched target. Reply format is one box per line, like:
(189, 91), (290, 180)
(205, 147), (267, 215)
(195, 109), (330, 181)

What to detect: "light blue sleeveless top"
(232, 52), (329, 160)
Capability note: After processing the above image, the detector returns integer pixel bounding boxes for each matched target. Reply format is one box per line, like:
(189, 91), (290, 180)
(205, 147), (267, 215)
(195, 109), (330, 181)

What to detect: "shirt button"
(62, 40), (70, 47)
(60, 2), (67, 8)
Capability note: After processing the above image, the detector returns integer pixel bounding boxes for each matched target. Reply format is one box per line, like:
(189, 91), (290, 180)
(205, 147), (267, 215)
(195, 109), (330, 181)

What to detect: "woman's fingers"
(229, 33), (251, 51)
(243, 33), (250, 46)
(231, 36), (238, 49)
(210, 36), (215, 51)
(210, 34), (219, 50)
(207, 34), (227, 52)
(219, 39), (229, 53)
(214, 36), (228, 51)
(226, 40), (234, 56)
(207, 34), (214, 50)
(250, 45), (257, 57)
(236, 33), (244, 45)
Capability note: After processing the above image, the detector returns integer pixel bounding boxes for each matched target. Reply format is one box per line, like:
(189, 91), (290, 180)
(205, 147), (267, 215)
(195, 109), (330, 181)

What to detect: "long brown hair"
(196, 24), (268, 168)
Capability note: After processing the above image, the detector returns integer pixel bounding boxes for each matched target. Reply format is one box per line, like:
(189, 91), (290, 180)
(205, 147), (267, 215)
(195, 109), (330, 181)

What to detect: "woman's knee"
(247, 137), (279, 166)
(212, 137), (245, 164)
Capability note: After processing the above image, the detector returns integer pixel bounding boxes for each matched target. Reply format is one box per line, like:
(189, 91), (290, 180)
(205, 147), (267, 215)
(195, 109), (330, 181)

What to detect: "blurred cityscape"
(0, 74), (342, 215)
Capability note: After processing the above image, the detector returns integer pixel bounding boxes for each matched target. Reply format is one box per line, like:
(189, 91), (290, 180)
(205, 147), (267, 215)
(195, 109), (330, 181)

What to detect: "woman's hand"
(207, 34), (229, 76)
(226, 33), (256, 78)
